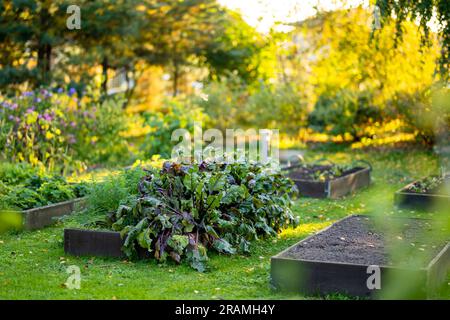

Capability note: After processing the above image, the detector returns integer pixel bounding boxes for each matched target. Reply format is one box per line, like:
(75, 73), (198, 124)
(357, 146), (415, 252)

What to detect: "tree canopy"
(0, 0), (267, 96)
(376, 0), (450, 77)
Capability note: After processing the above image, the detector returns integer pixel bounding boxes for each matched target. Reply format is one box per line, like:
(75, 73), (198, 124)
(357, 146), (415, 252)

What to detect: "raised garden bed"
(395, 175), (450, 211)
(283, 163), (371, 199)
(65, 161), (299, 272)
(22, 197), (86, 230)
(271, 215), (450, 299)
(2, 197), (86, 231)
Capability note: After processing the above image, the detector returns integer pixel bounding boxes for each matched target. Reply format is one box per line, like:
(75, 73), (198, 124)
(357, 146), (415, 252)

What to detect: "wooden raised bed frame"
(270, 215), (450, 299)
(64, 228), (150, 258)
(394, 178), (450, 211)
(284, 166), (371, 199)
(64, 229), (124, 258)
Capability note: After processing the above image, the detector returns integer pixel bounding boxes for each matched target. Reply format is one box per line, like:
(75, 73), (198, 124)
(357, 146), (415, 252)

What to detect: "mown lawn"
(0, 148), (448, 299)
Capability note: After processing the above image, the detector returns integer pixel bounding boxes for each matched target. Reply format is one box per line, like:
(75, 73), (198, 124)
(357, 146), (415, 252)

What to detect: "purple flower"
(8, 115), (14, 121)
(70, 121), (76, 128)
(68, 88), (77, 96)
(23, 91), (34, 97)
(10, 103), (18, 110)
(43, 113), (53, 121)
(35, 97), (42, 103)
(26, 107), (35, 114)
(41, 89), (52, 98)
(15, 117), (20, 123)
(57, 88), (64, 94)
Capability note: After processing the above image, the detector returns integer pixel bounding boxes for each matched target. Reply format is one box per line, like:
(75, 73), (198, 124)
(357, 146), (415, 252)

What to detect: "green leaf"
(213, 239), (236, 254)
(208, 173), (226, 193)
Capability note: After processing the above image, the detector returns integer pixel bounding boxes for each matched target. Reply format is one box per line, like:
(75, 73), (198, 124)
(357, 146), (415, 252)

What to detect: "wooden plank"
(426, 243), (450, 297)
(64, 229), (124, 258)
(285, 167), (371, 199)
(394, 178), (450, 211)
(292, 179), (327, 198)
(23, 197), (86, 230)
(329, 167), (371, 199)
(272, 257), (429, 298)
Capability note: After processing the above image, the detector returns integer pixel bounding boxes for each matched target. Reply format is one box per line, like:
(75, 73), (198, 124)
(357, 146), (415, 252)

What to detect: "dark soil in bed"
(286, 165), (362, 181)
(281, 215), (448, 268)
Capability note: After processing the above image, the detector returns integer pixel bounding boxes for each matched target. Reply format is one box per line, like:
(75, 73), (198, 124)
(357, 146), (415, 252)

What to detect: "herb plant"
(408, 175), (446, 194)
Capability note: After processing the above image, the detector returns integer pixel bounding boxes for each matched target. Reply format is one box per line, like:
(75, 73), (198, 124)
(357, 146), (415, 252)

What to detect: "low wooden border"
(9, 197), (87, 230)
(283, 167), (371, 199)
(270, 215), (450, 299)
(64, 228), (124, 258)
(394, 179), (450, 211)
(64, 228), (150, 258)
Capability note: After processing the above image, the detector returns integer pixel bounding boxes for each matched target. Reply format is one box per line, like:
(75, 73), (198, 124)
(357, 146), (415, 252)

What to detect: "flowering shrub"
(0, 88), (130, 171)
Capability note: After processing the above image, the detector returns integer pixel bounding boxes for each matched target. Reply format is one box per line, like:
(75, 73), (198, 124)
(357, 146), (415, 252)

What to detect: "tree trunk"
(37, 7), (52, 86)
(172, 60), (179, 97)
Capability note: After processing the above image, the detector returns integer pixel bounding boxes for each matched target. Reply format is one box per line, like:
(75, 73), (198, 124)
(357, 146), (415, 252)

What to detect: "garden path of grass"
(0, 148), (448, 299)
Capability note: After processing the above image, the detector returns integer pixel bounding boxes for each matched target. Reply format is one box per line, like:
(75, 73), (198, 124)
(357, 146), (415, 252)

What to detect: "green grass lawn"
(0, 148), (448, 299)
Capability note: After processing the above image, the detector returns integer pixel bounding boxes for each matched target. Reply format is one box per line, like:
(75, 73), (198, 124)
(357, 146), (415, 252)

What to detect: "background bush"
(0, 88), (132, 172)
(141, 98), (207, 159)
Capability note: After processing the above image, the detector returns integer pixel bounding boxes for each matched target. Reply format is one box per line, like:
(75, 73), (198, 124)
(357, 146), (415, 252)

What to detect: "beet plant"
(108, 161), (299, 271)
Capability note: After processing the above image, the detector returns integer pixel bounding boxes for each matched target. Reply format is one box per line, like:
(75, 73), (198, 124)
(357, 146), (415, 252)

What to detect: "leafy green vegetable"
(0, 162), (89, 210)
(108, 161), (299, 271)
(408, 175), (448, 194)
